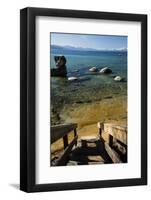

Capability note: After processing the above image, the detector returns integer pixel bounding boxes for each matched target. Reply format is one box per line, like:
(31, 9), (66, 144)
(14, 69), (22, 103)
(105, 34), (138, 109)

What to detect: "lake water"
(50, 49), (127, 125)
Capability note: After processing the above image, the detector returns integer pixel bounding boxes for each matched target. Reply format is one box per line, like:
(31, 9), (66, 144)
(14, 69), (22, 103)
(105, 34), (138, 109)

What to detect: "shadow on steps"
(67, 138), (113, 165)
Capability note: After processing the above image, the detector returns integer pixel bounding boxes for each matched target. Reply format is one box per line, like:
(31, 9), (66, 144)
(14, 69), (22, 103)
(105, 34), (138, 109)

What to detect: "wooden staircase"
(67, 136), (112, 165)
(51, 123), (127, 166)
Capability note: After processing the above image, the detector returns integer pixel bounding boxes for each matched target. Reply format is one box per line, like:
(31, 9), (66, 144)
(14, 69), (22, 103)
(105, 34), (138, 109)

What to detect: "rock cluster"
(89, 66), (112, 74)
(51, 55), (124, 82)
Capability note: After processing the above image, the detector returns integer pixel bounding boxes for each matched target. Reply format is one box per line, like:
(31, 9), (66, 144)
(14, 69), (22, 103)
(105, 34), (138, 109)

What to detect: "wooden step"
(88, 161), (104, 165)
(80, 135), (99, 142)
(67, 160), (78, 166)
(88, 155), (104, 162)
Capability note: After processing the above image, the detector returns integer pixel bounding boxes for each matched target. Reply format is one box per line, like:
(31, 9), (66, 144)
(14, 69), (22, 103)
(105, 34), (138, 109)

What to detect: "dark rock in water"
(104, 96), (113, 99)
(51, 55), (67, 77)
(76, 101), (83, 104)
(72, 69), (79, 72)
(85, 100), (92, 103)
(111, 75), (117, 78)
(76, 99), (92, 104)
(99, 67), (112, 74)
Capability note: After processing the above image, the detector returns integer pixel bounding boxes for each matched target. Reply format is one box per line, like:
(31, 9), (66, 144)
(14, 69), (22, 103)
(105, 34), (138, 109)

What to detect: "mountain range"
(51, 45), (127, 52)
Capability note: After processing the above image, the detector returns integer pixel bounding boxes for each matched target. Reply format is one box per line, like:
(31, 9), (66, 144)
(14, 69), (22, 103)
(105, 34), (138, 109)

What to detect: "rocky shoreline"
(60, 94), (127, 128)
(51, 83), (127, 126)
(51, 55), (127, 126)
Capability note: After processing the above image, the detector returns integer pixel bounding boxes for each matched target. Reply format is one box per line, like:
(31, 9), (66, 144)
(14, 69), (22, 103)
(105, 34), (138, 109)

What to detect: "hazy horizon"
(51, 33), (127, 51)
(51, 44), (127, 52)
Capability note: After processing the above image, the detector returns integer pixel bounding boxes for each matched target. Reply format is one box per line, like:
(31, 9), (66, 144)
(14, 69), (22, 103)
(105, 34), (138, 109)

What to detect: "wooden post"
(109, 134), (113, 147)
(81, 140), (87, 148)
(74, 128), (77, 137)
(104, 141), (122, 163)
(74, 128), (77, 146)
(99, 128), (102, 137)
(97, 122), (104, 137)
(56, 136), (78, 166)
(63, 135), (68, 149)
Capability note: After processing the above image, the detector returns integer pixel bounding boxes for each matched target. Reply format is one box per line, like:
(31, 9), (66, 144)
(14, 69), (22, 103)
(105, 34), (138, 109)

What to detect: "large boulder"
(51, 55), (67, 77)
(99, 67), (112, 74)
(89, 67), (98, 72)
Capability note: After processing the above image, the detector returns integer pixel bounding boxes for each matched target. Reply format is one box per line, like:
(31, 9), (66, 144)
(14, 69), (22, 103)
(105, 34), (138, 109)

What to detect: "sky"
(51, 33), (127, 51)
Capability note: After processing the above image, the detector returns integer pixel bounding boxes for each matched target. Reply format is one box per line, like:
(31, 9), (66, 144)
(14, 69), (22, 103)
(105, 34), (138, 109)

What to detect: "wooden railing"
(97, 122), (127, 163)
(51, 123), (78, 166)
(51, 122), (127, 165)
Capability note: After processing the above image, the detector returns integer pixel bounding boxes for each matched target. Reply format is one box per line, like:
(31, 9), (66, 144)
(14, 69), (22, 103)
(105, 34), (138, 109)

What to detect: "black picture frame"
(20, 7), (147, 192)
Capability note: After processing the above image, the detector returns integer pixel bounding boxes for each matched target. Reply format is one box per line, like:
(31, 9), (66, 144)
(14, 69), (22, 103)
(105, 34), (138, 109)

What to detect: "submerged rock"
(99, 67), (112, 74)
(68, 76), (78, 81)
(79, 77), (90, 81)
(51, 55), (67, 77)
(75, 101), (83, 104)
(75, 99), (92, 104)
(89, 67), (98, 72)
(68, 76), (90, 82)
(72, 69), (79, 72)
(111, 75), (117, 78)
(104, 96), (113, 99)
(114, 76), (123, 82)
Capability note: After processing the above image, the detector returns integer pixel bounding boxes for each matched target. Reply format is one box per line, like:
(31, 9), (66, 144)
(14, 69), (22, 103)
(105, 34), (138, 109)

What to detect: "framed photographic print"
(20, 7), (147, 192)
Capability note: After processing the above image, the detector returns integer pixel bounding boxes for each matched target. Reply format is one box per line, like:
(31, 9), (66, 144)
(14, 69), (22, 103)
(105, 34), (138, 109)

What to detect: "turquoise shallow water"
(51, 51), (127, 74)
(50, 50), (127, 125)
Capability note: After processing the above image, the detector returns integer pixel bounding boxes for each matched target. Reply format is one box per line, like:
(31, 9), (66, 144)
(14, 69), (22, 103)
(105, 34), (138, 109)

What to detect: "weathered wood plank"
(67, 160), (78, 166)
(104, 141), (122, 163)
(51, 123), (77, 144)
(97, 122), (104, 136)
(111, 126), (127, 145)
(102, 123), (127, 145)
(55, 135), (78, 166)
(97, 122), (104, 129)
